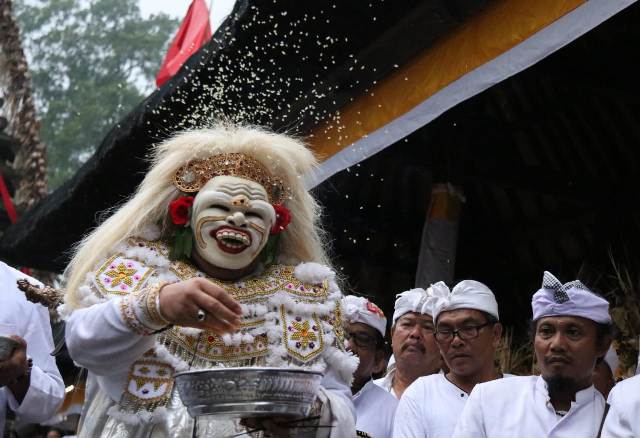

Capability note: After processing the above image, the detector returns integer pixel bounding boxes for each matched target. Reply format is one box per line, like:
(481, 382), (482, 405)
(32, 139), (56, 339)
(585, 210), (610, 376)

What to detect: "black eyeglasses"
(344, 331), (380, 350)
(434, 322), (493, 343)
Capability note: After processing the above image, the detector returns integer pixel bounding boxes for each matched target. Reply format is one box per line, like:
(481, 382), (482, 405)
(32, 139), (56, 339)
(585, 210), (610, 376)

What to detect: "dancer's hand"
(159, 278), (242, 333)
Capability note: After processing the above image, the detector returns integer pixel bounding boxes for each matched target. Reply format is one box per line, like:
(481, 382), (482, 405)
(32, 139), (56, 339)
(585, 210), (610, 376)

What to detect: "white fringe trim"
(263, 311), (283, 341)
(154, 343), (190, 372)
(178, 327), (202, 337)
(294, 262), (335, 284)
(56, 303), (70, 320)
(123, 245), (171, 269)
(323, 347), (359, 386)
(241, 303), (268, 318)
(136, 225), (162, 242)
(155, 271), (180, 283)
(269, 292), (334, 316)
(265, 345), (288, 367)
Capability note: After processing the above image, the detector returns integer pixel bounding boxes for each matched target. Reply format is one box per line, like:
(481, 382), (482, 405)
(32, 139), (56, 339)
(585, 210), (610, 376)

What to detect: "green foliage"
(14, 0), (178, 188)
(169, 226), (194, 261)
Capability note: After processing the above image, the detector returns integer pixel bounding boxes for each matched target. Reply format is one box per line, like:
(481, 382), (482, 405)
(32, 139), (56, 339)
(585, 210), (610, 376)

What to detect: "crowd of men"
(1, 258), (639, 437)
(343, 272), (640, 438)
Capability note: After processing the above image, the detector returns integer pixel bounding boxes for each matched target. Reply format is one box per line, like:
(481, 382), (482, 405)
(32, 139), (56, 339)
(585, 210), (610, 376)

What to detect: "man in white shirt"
(600, 374), (640, 437)
(452, 271), (613, 438)
(0, 262), (65, 432)
(393, 280), (503, 438)
(374, 288), (441, 399)
(343, 295), (399, 438)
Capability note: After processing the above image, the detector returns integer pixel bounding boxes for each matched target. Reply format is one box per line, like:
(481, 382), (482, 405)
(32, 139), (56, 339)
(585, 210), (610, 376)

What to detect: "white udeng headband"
(342, 295), (387, 337)
(391, 288), (431, 326)
(426, 280), (499, 323)
(531, 271), (611, 324)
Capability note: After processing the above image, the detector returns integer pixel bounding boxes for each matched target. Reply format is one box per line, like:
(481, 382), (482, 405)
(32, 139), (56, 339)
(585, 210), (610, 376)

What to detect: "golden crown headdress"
(173, 153), (289, 204)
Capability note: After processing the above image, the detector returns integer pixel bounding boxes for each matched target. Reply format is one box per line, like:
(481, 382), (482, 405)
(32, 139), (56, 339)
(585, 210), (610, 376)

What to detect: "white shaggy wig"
(64, 124), (331, 310)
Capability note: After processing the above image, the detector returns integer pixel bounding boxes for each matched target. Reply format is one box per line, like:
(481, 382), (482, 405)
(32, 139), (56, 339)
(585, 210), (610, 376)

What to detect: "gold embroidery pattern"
(290, 320), (318, 349)
(281, 306), (324, 362)
(173, 152), (290, 204)
(170, 261), (329, 301)
(119, 351), (174, 414)
(94, 254), (154, 296)
(325, 301), (346, 351)
(169, 259), (201, 280)
(105, 263), (137, 287)
(120, 296), (153, 336)
(160, 328), (269, 363)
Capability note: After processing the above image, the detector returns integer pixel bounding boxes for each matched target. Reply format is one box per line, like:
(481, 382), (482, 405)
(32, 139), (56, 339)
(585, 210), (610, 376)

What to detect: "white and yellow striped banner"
(304, 0), (637, 188)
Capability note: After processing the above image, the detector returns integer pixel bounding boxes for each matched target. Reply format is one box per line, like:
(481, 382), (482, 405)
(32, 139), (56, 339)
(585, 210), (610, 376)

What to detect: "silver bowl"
(174, 367), (323, 418)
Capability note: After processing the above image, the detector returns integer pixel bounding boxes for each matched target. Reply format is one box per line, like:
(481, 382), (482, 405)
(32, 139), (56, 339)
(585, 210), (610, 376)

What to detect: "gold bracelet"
(146, 281), (171, 327)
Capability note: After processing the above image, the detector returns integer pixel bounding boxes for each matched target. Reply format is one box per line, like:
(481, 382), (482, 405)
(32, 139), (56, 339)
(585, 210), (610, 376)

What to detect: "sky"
(138, 0), (237, 32)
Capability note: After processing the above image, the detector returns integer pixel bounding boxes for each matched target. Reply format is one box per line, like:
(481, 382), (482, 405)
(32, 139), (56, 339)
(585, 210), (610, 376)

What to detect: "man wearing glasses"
(452, 271), (613, 438)
(374, 288), (442, 399)
(342, 295), (398, 438)
(393, 280), (503, 438)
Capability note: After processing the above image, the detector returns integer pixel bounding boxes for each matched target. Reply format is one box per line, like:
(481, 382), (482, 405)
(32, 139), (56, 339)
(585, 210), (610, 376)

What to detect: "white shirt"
(601, 375), (640, 437)
(0, 262), (65, 431)
(374, 369), (398, 399)
(452, 376), (606, 438)
(393, 374), (469, 438)
(354, 379), (398, 438)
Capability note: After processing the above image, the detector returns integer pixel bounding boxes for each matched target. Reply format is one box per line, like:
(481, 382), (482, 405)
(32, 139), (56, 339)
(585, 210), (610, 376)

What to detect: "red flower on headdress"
(169, 196), (194, 226)
(366, 301), (385, 318)
(270, 204), (291, 234)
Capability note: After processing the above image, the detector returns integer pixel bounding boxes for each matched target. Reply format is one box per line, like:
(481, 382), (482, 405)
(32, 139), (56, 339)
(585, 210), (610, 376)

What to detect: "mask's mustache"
(194, 215), (226, 249)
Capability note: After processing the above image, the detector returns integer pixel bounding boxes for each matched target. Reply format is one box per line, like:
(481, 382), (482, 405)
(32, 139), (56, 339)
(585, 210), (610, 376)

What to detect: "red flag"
(156, 0), (212, 87)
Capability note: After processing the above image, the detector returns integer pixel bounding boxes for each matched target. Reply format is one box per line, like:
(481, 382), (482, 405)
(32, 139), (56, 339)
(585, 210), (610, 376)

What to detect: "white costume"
(0, 262), (64, 431)
(63, 127), (358, 437)
(353, 380), (398, 438)
(601, 374), (640, 438)
(451, 376), (606, 438)
(66, 235), (356, 437)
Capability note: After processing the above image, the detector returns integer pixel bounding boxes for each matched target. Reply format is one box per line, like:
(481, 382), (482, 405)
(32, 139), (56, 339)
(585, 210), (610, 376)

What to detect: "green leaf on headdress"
(259, 234), (280, 267)
(170, 227), (194, 261)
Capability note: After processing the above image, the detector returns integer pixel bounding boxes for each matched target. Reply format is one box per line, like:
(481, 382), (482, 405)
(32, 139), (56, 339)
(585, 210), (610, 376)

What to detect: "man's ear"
(492, 322), (503, 348)
(372, 349), (387, 375)
(595, 336), (612, 360)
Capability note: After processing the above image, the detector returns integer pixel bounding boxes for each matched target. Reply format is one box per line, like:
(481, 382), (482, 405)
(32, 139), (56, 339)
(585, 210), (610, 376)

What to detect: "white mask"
(191, 176), (276, 270)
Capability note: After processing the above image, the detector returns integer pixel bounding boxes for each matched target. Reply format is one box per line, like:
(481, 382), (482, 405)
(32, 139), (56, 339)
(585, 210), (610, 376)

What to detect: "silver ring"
(196, 309), (206, 322)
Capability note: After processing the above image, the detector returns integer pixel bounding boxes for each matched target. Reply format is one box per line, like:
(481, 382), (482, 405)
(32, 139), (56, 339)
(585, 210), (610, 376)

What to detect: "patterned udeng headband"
(531, 271), (611, 324)
(173, 152), (290, 204)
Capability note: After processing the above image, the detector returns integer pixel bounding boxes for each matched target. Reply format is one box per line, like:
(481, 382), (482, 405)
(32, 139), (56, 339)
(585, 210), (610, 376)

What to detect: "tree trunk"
(0, 0), (47, 211)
